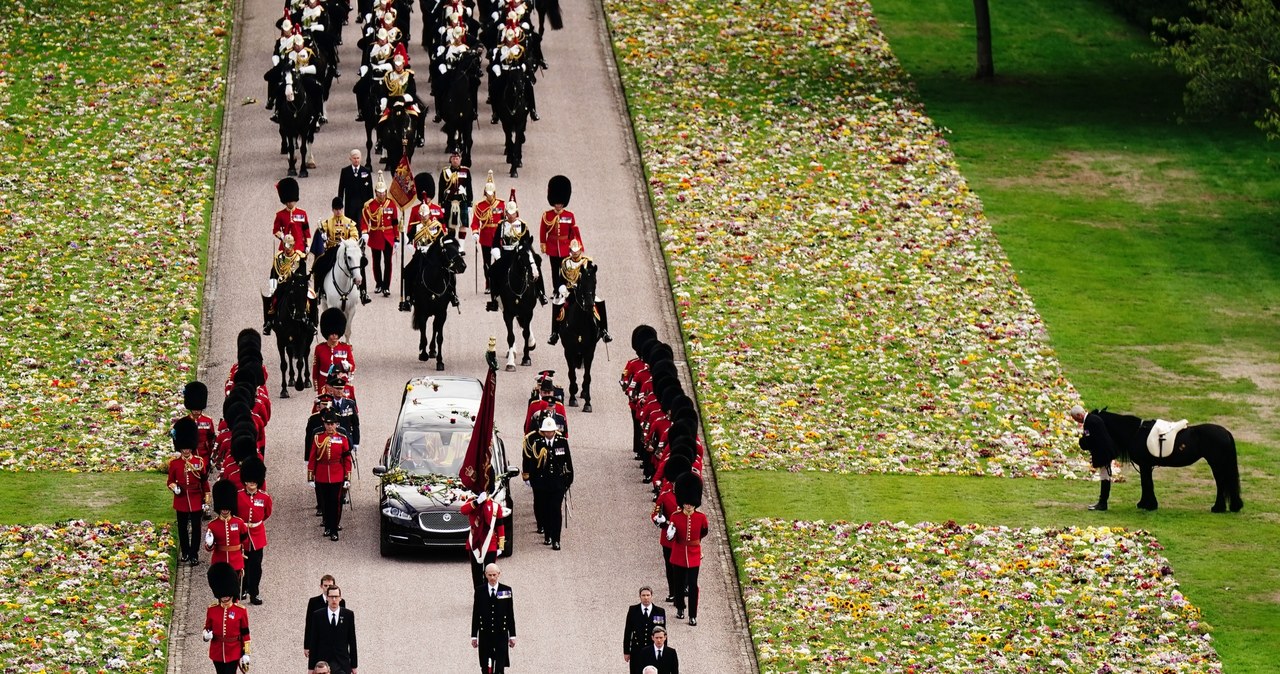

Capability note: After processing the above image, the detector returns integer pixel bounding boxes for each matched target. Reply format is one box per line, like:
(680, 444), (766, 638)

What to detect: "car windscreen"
(393, 426), (475, 476)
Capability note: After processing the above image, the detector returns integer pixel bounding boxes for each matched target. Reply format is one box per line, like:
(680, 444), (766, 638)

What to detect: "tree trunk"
(974, 0), (994, 79)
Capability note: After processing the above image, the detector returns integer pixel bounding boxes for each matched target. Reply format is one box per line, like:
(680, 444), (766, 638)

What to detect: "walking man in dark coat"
(304, 584), (358, 673)
(471, 563), (516, 674)
(1070, 404), (1117, 511)
(632, 626), (679, 674)
(623, 586), (668, 674)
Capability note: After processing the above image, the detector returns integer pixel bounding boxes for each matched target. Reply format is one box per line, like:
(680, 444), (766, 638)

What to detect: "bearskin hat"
(649, 359), (678, 381)
(671, 407), (699, 434)
(207, 562), (240, 600)
(183, 381), (209, 411)
(231, 431), (258, 464)
(240, 456), (266, 486)
(667, 393), (695, 414)
(233, 359), (265, 388)
(221, 399), (249, 427)
(668, 435), (696, 461)
(547, 175), (571, 207)
(654, 380), (683, 410)
(331, 195), (345, 210)
(675, 472), (703, 508)
(320, 308), (347, 339)
(643, 341), (674, 366)
(212, 479), (239, 515)
(414, 172), (436, 200)
(662, 453), (692, 484)
(667, 422), (693, 447)
(631, 325), (658, 353)
(236, 328), (262, 363)
(172, 416), (199, 452)
(277, 177), (300, 204)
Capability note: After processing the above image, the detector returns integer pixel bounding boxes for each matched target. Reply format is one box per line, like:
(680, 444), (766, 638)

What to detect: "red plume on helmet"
(393, 42), (410, 66)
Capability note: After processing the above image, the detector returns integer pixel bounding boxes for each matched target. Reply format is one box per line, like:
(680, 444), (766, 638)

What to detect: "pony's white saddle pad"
(1146, 419), (1188, 458)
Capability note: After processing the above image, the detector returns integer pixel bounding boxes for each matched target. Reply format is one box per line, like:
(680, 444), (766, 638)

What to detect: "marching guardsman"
(313, 308), (356, 393)
(470, 174), (505, 290)
(312, 196), (370, 304)
(621, 327), (659, 460)
(521, 416), (573, 550)
(487, 196), (545, 311)
(460, 488), (507, 590)
(237, 458), (272, 606)
(205, 480), (249, 586)
(309, 408), (354, 541)
(177, 381), (218, 466)
(405, 172), (445, 244)
(439, 149), (473, 236)
(652, 453), (691, 605)
(360, 172), (401, 297)
(524, 376), (568, 437)
(262, 233), (309, 335)
(539, 175), (580, 339)
(203, 562), (251, 674)
(549, 238), (612, 344)
(666, 473), (708, 625)
(272, 177), (311, 253)
(169, 417), (209, 567)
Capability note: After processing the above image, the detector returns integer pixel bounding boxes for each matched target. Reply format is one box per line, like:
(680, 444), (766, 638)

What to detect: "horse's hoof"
(583, 403), (592, 413)
(1211, 504), (1227, 513)
(299, 169), (309, 178)
(287, 167), (298, 177)
(295, 380), (305, 391)
(568, 398), (577, 408)
(280, 389), (290, 399)
(505, 364), (516, 372)
(419, 352), (429, 362)
(510, 168), (518, 178)
(436, 361), (445, 372)
(521, 357), (531, 366)
(1231, 501), (1244, 512)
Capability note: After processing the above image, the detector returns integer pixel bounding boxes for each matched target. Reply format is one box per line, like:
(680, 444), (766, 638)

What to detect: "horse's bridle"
(329, 245), (360, 305)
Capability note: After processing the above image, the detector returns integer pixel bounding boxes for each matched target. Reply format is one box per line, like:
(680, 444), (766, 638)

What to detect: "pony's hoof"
(295, 380), (305, 391)
(1137, 502), (1158, 511)
(1231, 500), (1244, 512)
(521, 357), (531, 366)
(435, 361), (445, 372)
(1211, 504), (1227, 513)
(567, 397), (577, 408)
(299, 169), (309, 178)
(287, 167), (298, 177)
(510, 168), (518, 178)
(419, 352), (429, 362)
(583, 403), (592, 413)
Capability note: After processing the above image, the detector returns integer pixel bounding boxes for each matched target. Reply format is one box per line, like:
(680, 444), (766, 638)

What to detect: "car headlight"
(381, 504), (413, 521)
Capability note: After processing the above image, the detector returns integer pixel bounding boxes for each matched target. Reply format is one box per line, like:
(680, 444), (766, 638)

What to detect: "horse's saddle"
(1145, 418), (1188, 458)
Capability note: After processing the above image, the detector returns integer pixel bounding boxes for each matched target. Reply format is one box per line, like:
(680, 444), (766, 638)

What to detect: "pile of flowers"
(379, 467), (474, 505)
(0, 0), (231, 471)
(0, 521), (173, 672)
(604, 0), (1086, 476)
(736, 519), (1221, 672)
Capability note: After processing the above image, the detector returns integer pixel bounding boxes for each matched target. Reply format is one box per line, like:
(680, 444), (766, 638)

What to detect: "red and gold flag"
(390, 155), (416, 208)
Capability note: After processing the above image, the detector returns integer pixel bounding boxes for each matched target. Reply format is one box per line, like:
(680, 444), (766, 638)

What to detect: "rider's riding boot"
(548, 314), (560, 345)
(486, 299), (499, 312)
(530, 109), (540, 122)
(1088, 480), (1110, 511)
(261, 296), (274, 335)
(596, 300), (612, 342)
(451, 291), (460, 308)
(491, 113), (499, 125)
(271, 111), (279, 123)
(538, 291), (548, 306)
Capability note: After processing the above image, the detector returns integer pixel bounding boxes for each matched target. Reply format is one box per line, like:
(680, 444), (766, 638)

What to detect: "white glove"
(353, 444), (360, 454)
(438, 64), (447, 74)
(491, 64), (501, 77)
(490, 248), (501, 263)
(307, 481), (315, 489)
(665, 523), (676, 540)
(359, 65), (369, 77)
(300, 64), (317, 76)
(654, 514), (667, 526)
(170, 483), (181, 495)
(240, 655), (250, 667)
(403, 93), (413, 103)
(379, 97), (388, 111)
(272, 54), (281, 66)
(311, 23), (325, 31)
(205, 530), (215, 546)
(530, 263), (540, 281)
(343, 480), (351, 489)
(360, 233), (369, 244)
(202, 629), (213, 642)
(558, 284), (567, 296)
(476, 491), (488, 504)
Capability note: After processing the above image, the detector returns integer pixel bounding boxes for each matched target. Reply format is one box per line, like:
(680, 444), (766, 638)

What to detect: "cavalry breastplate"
(561, 261), (583, 288)
(274, 253), (302, 282)
(384, 71), (411, 97)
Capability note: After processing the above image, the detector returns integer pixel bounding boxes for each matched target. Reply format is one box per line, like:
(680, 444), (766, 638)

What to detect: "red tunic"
(308, 432), (353, 483)
(523, 399), (568, 436)
(407, 200), (446, 241)
(237, 489), (273, 551)
(312, 341), (356, 390)
(273, 206), (310, 252)
(173, 413), (218, 463)
(461, 497), (507, 555)
(652, 488), (677, 550)
(361, 197), (400, 250)
(469, 197), (505, 246)
(225, 363), (270, 386)
(206, 515), (249, 571)
(167, 455), (209, 512)
(669, 510), (708, 568)
(628, 371), (654, 417)
(539, 208), (581, 257)
(620, 358), (646, 394)
(203, 603), (250, 663)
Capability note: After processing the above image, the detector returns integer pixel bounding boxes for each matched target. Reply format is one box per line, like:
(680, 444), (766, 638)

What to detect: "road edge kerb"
(167, 0), (244, 671)
(591, 2), (760, 671)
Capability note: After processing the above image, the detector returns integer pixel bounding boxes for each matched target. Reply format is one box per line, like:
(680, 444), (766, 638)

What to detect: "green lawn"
(716, 0), (1280, 671)
(0, 471), (169, 526)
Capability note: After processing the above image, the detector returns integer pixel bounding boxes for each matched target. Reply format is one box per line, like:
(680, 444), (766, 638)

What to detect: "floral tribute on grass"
(0, 521), (173, 672)
(0, 0), (231, 471)
(737, 520), (1220, 672)
(604, 0), (1086, 476)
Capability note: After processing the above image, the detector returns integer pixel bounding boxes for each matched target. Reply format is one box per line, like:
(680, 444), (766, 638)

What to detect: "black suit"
(305, 594), (346, 617)
(471, 582), (516, 674)
(633, 644), (679, 674)
(623, 603), (668, 673)
(305, 606), (358, 673)
(337, 163), (374, 224)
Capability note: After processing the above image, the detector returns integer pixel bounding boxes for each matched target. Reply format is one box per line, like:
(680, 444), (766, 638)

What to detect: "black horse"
(278, 68), (319, 177)
(436, 49), (483, 166)
(405, 237), (467, 370)
(1095, 410), (1244, 513)
(494, 245), (542, 370)
(557, 267), (601, 412)
(494, 69), (530, 178)
(270, 274), (317, 398)
(355, 72), (381, 168)
(379, 102), (418, 171)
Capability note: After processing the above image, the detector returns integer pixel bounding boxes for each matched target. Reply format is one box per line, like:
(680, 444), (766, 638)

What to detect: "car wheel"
(379, 518), (396, 558)
(501, 512), (514, 558)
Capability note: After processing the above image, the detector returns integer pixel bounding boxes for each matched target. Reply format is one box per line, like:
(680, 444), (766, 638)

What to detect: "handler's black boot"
(1088, 481), (1110, 511)
(261, 296), (274, 335)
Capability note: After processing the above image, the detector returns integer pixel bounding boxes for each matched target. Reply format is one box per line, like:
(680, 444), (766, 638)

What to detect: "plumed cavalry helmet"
(172, 416), (198, 452)
(375, 171), (388, 194)
(281, 233), (295, 251)
(569, 239), (583, 255)
(484, 170), (496, 197)
(631, 325), (658, 353)
(675, 472), (703, 508)
(212, 479), (239, 515)
(506, 189), (519, 217)
(414, 172), (436, 200)
(277, 177), (300, 205)
(240, 456), (266, 487)
(208, 562), (240, 600)
(320, 307), (347, 339)
(183, 381), (209, 410)
(547, 175), (571, 207)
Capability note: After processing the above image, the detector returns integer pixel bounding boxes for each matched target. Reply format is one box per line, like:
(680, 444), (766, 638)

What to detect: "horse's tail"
(545, 0), (563, 30)
(1217, 427), (1243, 506)
(411, 295), (429, 331)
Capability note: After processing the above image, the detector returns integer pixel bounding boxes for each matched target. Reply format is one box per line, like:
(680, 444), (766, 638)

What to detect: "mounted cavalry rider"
(550, 239), (612, 344)
(312, 196), (370, 305)
(286, 33), (329, 125)
(299, 0), (339, 83)
(265, 14), (298, 115)
(470, 172), (505, 291)
(377, 45), (426, 147)
(487, 20), (540, 124)
(408, 213), (463, 308)
(540, 175), (581, 339)
(261, 234), (311, 336)
(354, 27), (397, 123)
(487, 195), (545, 312)
(406, 172), (445, 243)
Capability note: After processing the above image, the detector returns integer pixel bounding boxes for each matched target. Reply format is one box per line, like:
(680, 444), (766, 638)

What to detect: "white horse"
(321, 238), (364, 340)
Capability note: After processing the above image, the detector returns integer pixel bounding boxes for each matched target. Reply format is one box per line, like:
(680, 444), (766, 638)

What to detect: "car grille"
(418, 512), (468, 534)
